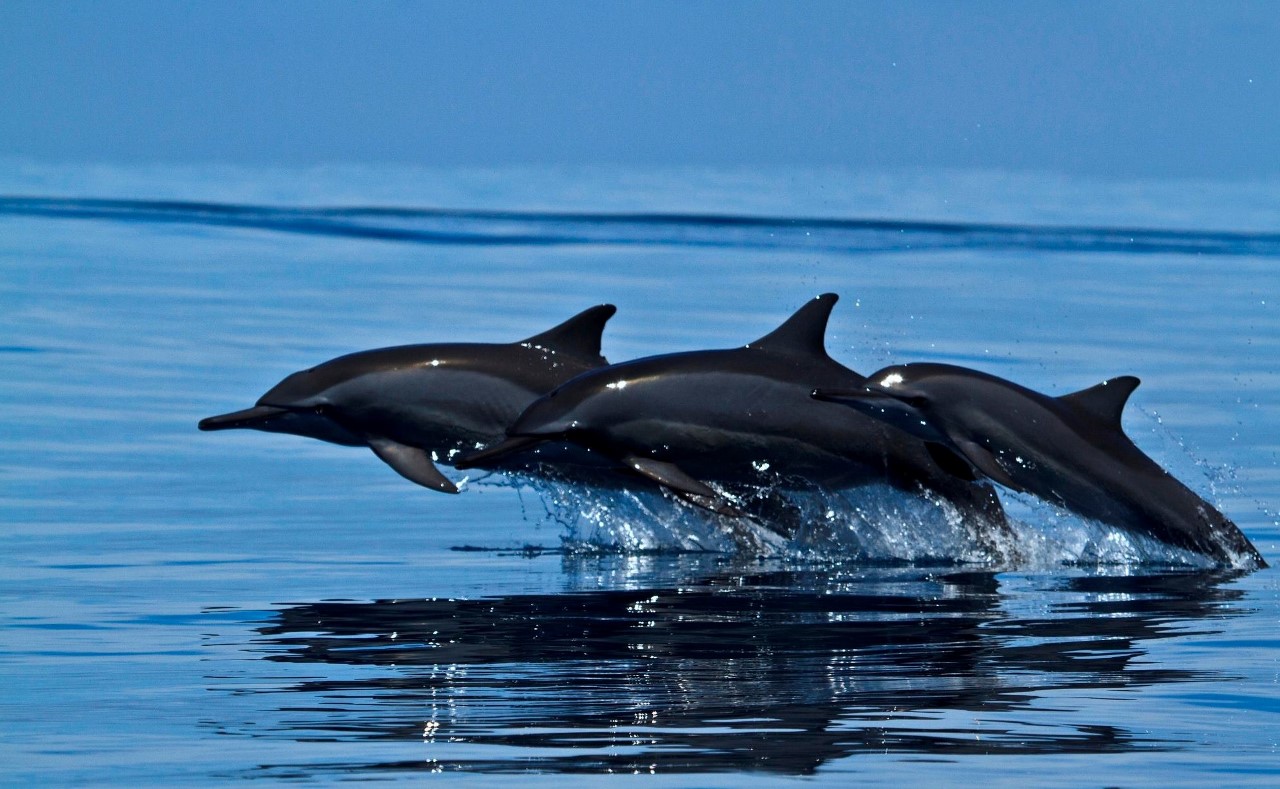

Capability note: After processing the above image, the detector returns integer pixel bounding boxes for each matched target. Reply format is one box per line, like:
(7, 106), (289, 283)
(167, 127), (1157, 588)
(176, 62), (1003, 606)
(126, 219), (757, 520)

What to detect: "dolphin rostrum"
(813, 363), (1266, 568)
(458, 295), (1016, 558)
(198, 305), (617, 492)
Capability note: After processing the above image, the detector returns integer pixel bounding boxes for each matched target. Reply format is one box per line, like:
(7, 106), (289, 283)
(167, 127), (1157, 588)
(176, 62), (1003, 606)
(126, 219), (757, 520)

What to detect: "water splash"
(996, 491), (1211, 569)
(474, 472), (1213, 569)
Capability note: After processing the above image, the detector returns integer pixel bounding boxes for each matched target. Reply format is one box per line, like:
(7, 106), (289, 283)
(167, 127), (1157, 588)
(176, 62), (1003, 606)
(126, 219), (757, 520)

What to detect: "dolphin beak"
(198, 405), (290, 431)
(812, 386), (947, 445)
(811, 387), (895, 407)
(453, 435), (548, 469)
(811, 387), (916, 423)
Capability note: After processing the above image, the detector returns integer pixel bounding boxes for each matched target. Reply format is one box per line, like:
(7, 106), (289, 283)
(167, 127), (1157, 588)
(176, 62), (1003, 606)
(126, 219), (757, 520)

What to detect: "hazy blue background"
(2, 0), (1277, 179)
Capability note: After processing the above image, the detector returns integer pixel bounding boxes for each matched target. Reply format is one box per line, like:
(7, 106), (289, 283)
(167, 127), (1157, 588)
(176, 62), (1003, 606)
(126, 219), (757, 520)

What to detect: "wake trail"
(5, 196), (1280, 256)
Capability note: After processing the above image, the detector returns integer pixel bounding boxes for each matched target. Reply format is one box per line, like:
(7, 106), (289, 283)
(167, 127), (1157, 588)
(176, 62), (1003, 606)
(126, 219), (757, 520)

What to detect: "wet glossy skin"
(462, 296), (1011, 543)
(199, 305), (617, 486)
(509, 348), (910, 486)
(250, 341), (603, 457)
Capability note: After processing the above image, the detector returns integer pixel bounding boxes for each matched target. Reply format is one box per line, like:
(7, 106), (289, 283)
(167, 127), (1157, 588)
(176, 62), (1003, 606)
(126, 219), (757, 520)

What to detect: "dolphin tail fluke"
(624, 456), (745, 517)
(518, 304), (618, 365)
(368, 437), (459, 493)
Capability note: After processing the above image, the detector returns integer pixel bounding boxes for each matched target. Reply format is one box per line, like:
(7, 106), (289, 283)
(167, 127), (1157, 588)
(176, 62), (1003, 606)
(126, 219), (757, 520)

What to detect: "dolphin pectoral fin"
(679, 491), (746, 518)
(953, 439), (1024, 493)
(624, 456), (745, 517)
(367, 437), (459, 493)
(623, 456), (718, 498)
(925, 442), (979, 482)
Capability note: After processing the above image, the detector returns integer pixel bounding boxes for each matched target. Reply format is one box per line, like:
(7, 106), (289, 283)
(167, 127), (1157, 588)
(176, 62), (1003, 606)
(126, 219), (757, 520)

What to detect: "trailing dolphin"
(813, 363), (1266, 568)
(458, 295), (1017, 560)
(198, 305), (617, 492)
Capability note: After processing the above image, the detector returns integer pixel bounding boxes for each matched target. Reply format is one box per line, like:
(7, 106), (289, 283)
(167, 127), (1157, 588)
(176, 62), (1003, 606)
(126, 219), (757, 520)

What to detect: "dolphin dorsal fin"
(745, 293), (838, 358)
(1059, 375), (1140, 425)
(518, 304), (617, 364)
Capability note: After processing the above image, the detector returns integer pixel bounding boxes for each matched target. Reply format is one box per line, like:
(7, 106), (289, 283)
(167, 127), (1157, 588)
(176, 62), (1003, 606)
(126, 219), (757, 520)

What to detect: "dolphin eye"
(313, 404), (327, 415)
(903, 395), (929, 409)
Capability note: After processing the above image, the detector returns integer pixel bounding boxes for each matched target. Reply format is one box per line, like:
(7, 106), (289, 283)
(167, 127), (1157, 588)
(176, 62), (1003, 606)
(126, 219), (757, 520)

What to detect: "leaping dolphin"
(813, 363), (1266, 568)
(198, 305), (617, 492)
(458, 295), (1016, 558)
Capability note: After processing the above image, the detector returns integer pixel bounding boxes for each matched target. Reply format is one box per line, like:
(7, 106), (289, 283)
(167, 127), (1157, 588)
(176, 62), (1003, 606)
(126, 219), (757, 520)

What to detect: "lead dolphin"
(813, 363), (1266, 568)
(198, 305), (617, 492)
(459, 295), (1016, 558)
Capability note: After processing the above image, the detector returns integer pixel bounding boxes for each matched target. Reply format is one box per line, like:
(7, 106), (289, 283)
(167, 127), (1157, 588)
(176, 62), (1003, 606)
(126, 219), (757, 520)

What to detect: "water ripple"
(5, 196), (1280, 256)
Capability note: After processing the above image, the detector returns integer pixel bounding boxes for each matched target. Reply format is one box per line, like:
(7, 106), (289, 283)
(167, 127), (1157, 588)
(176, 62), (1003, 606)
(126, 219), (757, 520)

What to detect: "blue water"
(2, 163), (1278, 785)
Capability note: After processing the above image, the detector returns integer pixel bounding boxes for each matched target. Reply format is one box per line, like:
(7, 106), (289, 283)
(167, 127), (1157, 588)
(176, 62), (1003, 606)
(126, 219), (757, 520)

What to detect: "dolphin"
(198, 305), (617, 493)
(812, 363), (1266, 568)
(458, 295), (1015, 557)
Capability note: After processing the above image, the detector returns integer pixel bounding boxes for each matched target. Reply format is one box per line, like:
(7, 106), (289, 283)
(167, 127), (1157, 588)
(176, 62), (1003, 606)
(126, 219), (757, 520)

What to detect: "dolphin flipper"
(368, 437), (459, 493)
(952, 438), (1026, 493)
(624, 456), (744, 517)
(925, 442), (979, 482)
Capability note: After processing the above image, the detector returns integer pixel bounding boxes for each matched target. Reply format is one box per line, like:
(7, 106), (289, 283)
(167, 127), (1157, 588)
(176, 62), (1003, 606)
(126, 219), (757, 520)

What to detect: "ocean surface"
(2, 162), (1278, 786)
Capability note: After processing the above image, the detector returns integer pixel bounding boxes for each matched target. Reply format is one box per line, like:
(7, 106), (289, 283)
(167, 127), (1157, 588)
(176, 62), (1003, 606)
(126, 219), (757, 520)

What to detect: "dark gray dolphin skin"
(458, 295), (1015, 557)
(813, 363), (1266, 568)
(198, 305), (617, 493)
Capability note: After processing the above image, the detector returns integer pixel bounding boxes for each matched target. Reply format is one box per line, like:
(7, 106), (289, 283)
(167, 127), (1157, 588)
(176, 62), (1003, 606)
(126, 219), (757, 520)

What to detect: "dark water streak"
(6, 196), (1280, 256)
(221, 564), (1245, 777)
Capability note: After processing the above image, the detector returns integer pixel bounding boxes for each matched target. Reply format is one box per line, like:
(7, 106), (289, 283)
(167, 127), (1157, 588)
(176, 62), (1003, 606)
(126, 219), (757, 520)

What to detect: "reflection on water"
(218, 560), (1245, 777)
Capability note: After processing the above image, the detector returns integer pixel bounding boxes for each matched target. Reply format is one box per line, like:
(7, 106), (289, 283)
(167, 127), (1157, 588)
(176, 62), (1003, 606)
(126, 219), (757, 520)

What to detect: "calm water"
(2, 163), (1278, 785)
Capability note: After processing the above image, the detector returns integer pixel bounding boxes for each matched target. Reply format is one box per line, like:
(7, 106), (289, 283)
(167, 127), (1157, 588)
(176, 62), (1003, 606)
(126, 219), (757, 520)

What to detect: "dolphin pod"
(200, 297), (1265, 568)
(455, 294), (1014, 558)
(813, 363), (1266, 568)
